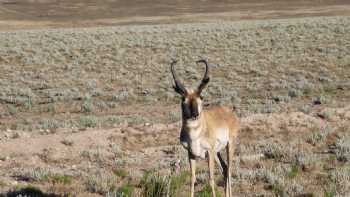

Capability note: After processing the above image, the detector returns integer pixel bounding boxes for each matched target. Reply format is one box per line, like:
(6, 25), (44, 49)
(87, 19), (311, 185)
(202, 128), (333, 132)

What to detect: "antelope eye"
(199, 95), (203, 100)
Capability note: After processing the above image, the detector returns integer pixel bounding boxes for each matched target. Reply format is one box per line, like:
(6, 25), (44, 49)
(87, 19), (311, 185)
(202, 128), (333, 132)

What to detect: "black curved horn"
(171, 59), (187, 95)
(196, 59), (210, 93)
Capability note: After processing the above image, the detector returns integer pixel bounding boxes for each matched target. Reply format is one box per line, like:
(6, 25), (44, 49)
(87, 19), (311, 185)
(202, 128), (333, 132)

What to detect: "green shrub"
(51, 174), (73, 185)
(287, 164), (299, 178)
(140, 171), (169, 197)
(139, 170), (189, 197)
(324, 190), (336, 197)
(81, 99), (95, 113)
(79, 116), (98, 128)
(198, 183), (221, 197)
(271, 183), (285, 196)
(117, 184), (134, 197)
(169, 171), (189, 196)
(7, 105), (17, 115)
(85, 171), (117, 194)
(24, 97), (33, 111)
(114, 169), (128, 179)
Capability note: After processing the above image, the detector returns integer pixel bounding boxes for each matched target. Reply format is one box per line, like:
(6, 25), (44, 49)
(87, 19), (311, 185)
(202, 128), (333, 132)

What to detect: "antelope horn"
(171, 59), (187, 95)
(196, 59), (210, 93)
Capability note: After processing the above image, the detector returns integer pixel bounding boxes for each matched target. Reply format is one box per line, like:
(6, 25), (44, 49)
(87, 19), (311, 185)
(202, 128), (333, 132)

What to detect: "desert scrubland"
(0, 13), (349, 197)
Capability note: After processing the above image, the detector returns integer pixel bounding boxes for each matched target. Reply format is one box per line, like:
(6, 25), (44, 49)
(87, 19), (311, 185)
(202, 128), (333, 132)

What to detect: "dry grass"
(0, 16), (350, 196)
(0, 16), (349, 132)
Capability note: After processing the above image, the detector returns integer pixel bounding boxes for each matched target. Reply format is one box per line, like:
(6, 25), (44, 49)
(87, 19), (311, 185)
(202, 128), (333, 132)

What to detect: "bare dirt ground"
(0, 1), (350, 196)
(1, 108), (349, 196)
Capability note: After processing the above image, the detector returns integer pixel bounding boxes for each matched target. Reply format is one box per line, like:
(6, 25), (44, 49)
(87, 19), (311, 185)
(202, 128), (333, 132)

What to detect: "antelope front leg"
(189, 154), (196, 197)
(208, 150), (216, 197)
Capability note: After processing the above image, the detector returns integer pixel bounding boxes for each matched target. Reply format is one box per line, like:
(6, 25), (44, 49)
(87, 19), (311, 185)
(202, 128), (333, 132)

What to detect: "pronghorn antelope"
(171, 59), (239, 197)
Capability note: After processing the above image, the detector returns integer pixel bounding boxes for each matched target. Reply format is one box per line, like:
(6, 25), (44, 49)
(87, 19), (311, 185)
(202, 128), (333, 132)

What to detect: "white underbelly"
(181, 127), (230, 159)
(189, 138), (228, 159)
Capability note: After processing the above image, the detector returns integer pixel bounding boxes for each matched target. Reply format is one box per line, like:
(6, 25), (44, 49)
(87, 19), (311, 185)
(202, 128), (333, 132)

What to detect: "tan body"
(180, 105), (239, 197)
(171, 59), (239, 197)
(180, 106), (239, 158)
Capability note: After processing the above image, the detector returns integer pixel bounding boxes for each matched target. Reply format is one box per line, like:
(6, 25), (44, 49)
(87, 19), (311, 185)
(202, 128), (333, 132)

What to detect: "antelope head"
(171, 59), (210, 122)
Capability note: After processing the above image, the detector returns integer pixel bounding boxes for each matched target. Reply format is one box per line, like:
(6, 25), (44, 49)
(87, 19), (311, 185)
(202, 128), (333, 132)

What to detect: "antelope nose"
(192, 111), (199, 118)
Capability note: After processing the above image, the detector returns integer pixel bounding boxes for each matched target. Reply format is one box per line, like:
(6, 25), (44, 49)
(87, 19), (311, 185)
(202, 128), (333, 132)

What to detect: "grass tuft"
(287, 164), (299, 179)
(51, 174), (73, 185)
(198, 183), (221, 197)
(117, 184), (134, 197)
(113, 169), (128, 179)
(139, 170), (189, 197)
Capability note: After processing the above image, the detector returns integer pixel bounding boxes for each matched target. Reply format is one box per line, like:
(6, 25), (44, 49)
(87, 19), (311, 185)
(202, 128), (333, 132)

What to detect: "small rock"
(72, 127), (79, 133)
